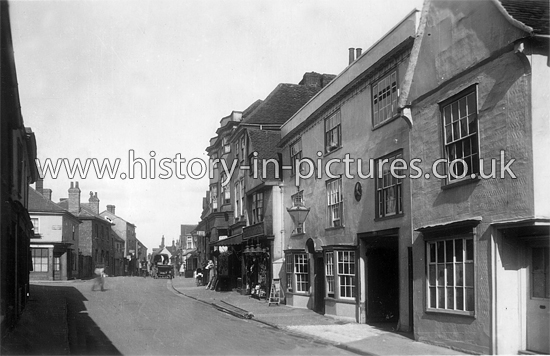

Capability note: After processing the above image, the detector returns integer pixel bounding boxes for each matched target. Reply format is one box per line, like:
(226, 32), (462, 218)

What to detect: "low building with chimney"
(58, 182), (114, 278)
(28, 181), (81, 280)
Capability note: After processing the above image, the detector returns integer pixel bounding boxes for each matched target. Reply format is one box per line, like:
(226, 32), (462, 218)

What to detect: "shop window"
(285, 252), (309, 294)
(325, 252), (334, 297)
(325, 111), (341, 154)
(372, 70), (398, 126)
(440, 86), (479, 183)
(376, 152), (403, 218)
(325, 249), (355, 299)
(290, 138), (302, 177)
(326, 178), (343, 228)
(427, 236), (474, 313)
(32, 248), (48, 272)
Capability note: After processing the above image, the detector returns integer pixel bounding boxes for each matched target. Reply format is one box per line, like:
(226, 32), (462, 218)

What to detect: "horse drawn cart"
(151, 253), (173, 279)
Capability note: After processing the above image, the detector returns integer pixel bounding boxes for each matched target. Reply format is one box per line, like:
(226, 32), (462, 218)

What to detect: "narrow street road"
(65, 276), (355, 355)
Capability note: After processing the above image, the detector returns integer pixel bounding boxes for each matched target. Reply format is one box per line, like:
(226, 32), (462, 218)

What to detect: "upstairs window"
(325, 111), (341, 154)
(31, 218), (40, 236)
(221, 172), (230, 204)
(222, 137), (230, 154)
(210, 184), (218, 211)
(290, 138), (302, 177)
(372, 71), (398, 126)
(441, 87), (479, 183)
(326, 178), (343, 228)
(251, 191), (264, 224)
(376, 152), (403, 218)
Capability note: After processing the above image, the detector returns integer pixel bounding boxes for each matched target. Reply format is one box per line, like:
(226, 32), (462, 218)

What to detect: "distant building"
(58, 183), (114, 278)
(100, 204), (141, 276)
(28, 183), (80, 280)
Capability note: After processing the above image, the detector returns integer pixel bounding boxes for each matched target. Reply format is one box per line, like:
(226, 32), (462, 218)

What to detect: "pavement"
(170, 277), (468, 356)
(1, 278), (468, 356)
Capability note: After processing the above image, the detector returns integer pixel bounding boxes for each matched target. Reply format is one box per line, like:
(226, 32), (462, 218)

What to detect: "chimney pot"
(349, 48), (355, 65)
(356, 48), (362, 59)
(107, 205), (116, 215)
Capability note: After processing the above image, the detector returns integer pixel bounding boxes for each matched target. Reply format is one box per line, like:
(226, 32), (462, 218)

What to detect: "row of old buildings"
(189, 1), (549, 354)
(28, 179), (148, 281)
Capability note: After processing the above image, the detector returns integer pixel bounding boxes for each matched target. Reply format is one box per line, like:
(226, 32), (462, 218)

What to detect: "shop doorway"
(365, 235), (399, 323)
(527, 245), (549, 353)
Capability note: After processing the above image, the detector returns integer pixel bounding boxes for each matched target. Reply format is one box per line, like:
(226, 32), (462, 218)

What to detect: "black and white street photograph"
(1, 0), (549, 355)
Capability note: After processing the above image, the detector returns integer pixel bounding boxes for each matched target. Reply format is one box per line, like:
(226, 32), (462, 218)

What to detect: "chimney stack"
(161, 235), (165, 248)
(356, 48), (362, 59)
(43, 189), (52, 201)
(36, 178), (44, 194)
(68, 182), (81, 214)
(349, 48), (355, 65)
(107, 205), (116, 215)
(88, 192), (100, 215)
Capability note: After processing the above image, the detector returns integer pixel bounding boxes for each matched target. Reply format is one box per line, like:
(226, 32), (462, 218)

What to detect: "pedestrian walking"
(179, 263), (185, 277)
(205, 260), (215, 290)
(92, 264), (106, 291)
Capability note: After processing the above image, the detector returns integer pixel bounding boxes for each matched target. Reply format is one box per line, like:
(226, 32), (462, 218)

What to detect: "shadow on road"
(1, 284), (121, 355)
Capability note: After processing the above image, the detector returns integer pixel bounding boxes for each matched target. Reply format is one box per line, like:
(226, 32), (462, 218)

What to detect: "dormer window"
(325, 111), (341, 154)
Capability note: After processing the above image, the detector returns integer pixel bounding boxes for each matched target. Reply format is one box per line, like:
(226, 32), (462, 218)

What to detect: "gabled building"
(1, 0), (39, 330)
(58, 183), (114, 278)
(400, 0), (549, 353)
(28, 183), (80, 280)
(100, 204), (140, 275)
(279, 11), (418, 327)
(206, 72), (335, 294)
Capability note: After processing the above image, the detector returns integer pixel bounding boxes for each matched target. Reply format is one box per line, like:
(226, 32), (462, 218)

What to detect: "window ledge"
(426, 308), (475, 317)
(285, 290), (310, 297)
(324, 146), (343, 158)
(372, 114), (401, 131)
(325, 296), (356, 304)
(325, 226), (345, 232)
(441, 175), (481, 190)
(374, 213), (404, 222)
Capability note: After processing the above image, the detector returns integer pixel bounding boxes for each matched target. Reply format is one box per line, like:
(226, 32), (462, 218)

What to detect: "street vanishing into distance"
(53, 277), (355, 355)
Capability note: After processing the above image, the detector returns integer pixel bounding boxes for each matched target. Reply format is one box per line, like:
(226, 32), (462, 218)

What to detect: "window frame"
(210, 183), (218, 211)
(425, 233), (475, 316)
(439, 85), (480, 185)
(220, 172), (230, 205)
(326, 177), (344, 228)
(31, 217), (40, 235)
(372, 70), (399, 127)
(376, 151), (404, 219)
(289, 138), (302, 177)
(32, 248), (49, 272)
(325, 248), (356, 300)
(251, 191), (264, 224)
(324, 111), (342, 154)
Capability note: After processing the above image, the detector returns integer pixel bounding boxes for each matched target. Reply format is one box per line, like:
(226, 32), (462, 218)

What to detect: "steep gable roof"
(498, 0), (549, 35)
(181, 224), (196, 236)
(247, 129), (281, 180)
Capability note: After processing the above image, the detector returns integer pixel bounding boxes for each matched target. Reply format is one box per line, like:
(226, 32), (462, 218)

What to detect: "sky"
(9, 0), (424, 251)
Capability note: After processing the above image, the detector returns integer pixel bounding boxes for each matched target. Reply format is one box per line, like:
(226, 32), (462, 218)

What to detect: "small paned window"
(376, 152), (403, 218)
(372, 71), (398, 126)
(325, 111), (341, 153)
(427, 236), (475, 313)
(326, 178), (343, 227)
(441, 87), (479, 183)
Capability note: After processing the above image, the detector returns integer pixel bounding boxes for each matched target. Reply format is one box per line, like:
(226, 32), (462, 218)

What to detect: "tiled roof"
(28, 188), (68, 214)
(242, 99), (263, 119)
(248, 129), (281, 180)
(243, 83), (321, 125)
(57, 200), (104, 219)
(499, 0), (549, 35)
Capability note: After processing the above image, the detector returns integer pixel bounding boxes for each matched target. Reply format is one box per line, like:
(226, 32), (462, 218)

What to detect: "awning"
(182, 248), (197, 257)
(210, 234), (242, 247)
(416, 217), (482, 233)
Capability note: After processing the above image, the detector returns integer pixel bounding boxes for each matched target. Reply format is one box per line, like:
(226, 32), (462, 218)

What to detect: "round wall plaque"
(354, 182), (362, 201)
